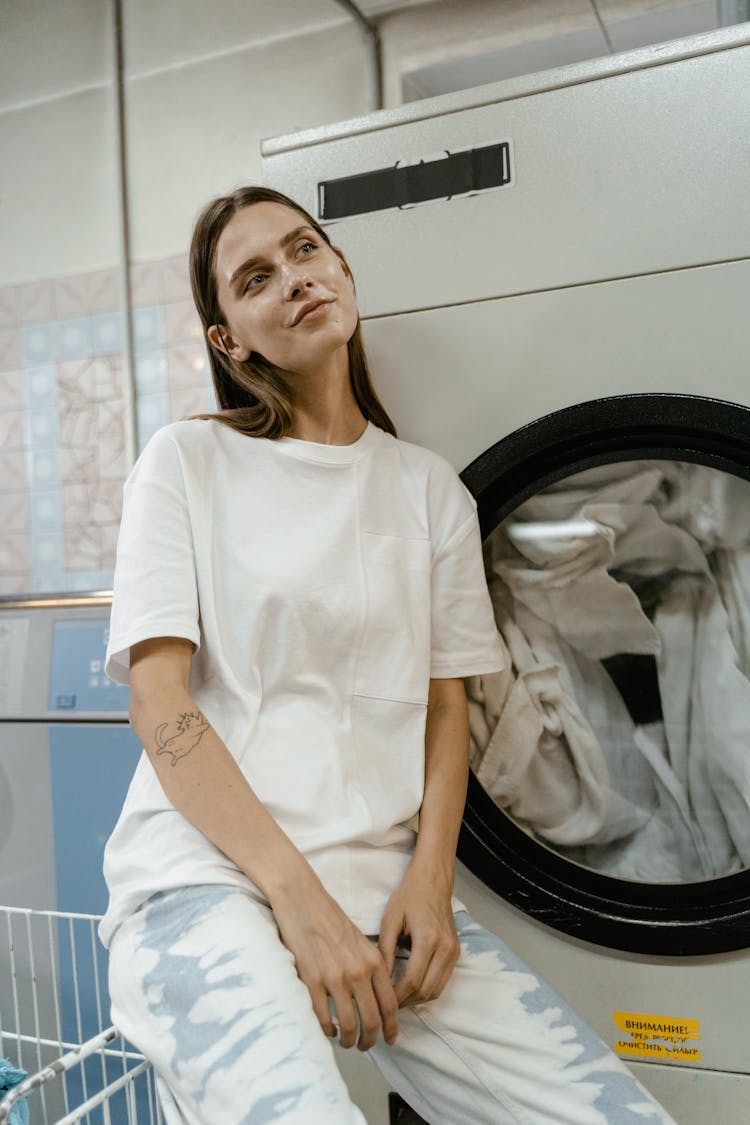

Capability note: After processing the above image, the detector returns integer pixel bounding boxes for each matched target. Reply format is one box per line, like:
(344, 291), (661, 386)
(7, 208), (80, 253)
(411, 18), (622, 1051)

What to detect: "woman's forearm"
(411, 678), (470, 886)
(129, 684), (319, 903)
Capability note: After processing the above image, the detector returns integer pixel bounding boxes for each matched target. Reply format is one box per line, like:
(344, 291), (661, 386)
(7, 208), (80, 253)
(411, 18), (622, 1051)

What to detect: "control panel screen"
(48, 619), (130, 713)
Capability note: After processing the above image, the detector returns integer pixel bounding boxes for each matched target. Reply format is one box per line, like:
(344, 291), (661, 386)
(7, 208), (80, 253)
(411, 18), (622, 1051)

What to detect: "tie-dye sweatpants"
(107, 884), (677, 1125)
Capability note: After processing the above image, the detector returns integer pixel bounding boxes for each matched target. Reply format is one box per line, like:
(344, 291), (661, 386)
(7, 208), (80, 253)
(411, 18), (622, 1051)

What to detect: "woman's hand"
(270, 878), (400, 1052)
(378, 861), (460, 1008)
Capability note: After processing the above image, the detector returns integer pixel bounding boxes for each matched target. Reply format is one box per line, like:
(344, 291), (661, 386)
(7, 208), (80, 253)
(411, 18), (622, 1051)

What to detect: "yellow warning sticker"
(613, 1011), (701, 1062)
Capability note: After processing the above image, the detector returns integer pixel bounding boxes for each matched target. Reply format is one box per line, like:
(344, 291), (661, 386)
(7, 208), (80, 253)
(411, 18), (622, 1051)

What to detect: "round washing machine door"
(458, 393), (750, 955)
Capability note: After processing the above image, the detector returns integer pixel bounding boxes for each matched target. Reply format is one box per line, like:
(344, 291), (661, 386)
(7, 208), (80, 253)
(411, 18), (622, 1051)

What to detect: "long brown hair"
(188, 185), (396, 439)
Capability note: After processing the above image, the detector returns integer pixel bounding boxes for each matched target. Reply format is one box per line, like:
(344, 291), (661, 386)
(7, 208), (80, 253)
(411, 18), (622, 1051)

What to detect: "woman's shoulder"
(377, 430), (477, 542)
(150, 416), (217, 448)
(128, 418), (248, 490)
(380, 429), (463, 487)
(139, 416), (267, 463)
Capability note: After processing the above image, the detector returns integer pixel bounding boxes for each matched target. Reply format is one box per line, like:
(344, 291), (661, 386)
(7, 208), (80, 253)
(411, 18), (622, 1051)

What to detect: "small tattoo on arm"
(154, 710), (210, 766)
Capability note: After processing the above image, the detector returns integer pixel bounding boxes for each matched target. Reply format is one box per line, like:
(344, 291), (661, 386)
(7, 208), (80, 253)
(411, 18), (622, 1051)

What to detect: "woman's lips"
(293, 299), (333, 326)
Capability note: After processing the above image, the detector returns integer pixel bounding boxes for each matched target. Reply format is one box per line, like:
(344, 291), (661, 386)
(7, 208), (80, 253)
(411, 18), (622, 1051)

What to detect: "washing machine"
(0, 596), (137, 917)
(262, 22), (750, 1124)
(0, 595), (142, 1118)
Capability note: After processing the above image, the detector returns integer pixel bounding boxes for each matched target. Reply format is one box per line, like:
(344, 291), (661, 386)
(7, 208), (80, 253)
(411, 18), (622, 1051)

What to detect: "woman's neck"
(289, 401), (367, 446)
(287, 352), (367, 446)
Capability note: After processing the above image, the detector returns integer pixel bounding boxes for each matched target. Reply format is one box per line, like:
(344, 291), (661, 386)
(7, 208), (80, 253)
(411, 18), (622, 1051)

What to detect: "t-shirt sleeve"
(105, 428), (201, 684)
(429, 467), (504, 679)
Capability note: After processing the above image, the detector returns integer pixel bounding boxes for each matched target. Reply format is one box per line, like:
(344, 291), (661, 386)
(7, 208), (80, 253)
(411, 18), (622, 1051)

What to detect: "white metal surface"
(266, 31), (750, 320)
(262, 23), (750, 1124)
(0, 905), (160, 1125)
(0, 726), (57, 912)
(263, 26), (750, 319)
(360, 256), (750, 473)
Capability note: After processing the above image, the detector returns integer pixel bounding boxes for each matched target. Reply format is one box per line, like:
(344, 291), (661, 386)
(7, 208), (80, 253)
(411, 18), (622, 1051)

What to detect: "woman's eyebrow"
(229, 225), (316, 289)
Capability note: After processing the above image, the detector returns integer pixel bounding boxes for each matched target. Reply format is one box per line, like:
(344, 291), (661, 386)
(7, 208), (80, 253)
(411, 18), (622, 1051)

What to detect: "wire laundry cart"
(0, 905), (162, 1125)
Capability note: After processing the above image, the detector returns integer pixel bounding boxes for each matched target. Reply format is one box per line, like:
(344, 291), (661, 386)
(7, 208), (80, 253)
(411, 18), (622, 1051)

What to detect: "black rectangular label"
(318, 141), (512, 220)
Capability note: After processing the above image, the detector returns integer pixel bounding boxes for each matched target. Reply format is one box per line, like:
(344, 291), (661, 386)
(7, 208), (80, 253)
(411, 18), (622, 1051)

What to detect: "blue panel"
(48, 619), (130, 713)
(22, 326), (57, 367)
(48, 725), (141, 916)
(132, 305), (163, 352)
(55, 316), (92, 360)
(92, 310), (123, 354)
(28, 448), (60, 489)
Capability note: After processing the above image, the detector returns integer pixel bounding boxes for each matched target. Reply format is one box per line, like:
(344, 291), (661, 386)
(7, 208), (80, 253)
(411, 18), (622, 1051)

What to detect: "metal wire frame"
(0, 905), (161, 1125)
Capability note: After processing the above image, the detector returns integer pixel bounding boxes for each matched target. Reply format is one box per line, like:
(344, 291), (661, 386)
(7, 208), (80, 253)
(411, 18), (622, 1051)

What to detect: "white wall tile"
(0, 491), (28, 532)
(0, 410), (25, 450)
(1, 91), (119, 286)
(125, 21), (370, 262)
(0, 0), (112, 109)
(0, 531), (29, 572)
(0, 370), (24, 411)
(0, 287), (21, 328)
(122, 0), (347, 76)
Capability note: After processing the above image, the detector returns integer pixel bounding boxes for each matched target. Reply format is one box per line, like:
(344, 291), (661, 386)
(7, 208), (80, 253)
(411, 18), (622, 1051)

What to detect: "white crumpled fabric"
(655, 573), (750, 869)
(490, 467), (708, 660)
(657, 462), (750, 550)
(469, 462), (750, 880)
(467, 589), (651, 848)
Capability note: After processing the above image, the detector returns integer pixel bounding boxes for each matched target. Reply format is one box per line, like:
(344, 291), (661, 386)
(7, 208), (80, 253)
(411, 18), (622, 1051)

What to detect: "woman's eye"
(298, 240), (316, 255)
(244, 274), (266, 292)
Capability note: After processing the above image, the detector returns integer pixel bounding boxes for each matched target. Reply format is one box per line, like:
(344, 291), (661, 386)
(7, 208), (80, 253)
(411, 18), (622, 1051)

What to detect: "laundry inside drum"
(467, 459), (750, 884)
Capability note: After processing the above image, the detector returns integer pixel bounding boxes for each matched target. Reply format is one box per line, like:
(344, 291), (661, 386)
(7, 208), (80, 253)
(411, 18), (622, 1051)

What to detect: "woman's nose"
(281, 264), (313, 299)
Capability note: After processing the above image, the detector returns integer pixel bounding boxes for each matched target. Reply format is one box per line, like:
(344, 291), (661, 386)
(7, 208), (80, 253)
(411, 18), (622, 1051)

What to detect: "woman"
(101, 186), (676, 1124)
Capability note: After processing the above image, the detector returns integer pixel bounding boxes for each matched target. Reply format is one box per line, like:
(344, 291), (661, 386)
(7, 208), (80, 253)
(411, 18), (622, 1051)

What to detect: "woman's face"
(208, 202), (359, 375)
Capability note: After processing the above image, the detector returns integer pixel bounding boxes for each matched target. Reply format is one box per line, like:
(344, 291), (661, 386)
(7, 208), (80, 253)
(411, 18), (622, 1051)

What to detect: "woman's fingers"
(377, 905), (403, 978)
(394, 939), (431, 1006)
(328, 962), (398, 1051)
(309, 983), (338, 1039)
(395, 929), (460, 1006)
(300, 946), (398, 1050)
(372, 962), (400, 1046)
(330, 991), (360, 1050)
(410, 936), (460, 1003)
(274, 888), (400, 1048)
(349, 987), (383, 1052)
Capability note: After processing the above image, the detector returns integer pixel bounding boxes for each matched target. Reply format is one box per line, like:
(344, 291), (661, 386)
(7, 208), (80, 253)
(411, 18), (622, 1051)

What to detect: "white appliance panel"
(361, 257), (750, 471)
(455, 860), (748, 1075)
(0, 724), (56, 910)
(627, 1063), (750, 1121)
(263, 36), (750, 319)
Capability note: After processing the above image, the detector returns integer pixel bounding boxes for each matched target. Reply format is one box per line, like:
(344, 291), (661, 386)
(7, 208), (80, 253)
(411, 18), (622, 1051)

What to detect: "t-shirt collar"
(275, 421), (379, 464)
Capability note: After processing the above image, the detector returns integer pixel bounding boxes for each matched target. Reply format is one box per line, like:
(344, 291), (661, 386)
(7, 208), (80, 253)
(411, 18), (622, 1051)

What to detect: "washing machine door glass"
(458, 394), (750, 953)
(470, 456), (750, 885)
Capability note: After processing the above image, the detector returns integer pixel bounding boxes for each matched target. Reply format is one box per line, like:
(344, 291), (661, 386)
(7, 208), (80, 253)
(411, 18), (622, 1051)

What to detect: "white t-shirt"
(99, 419), (503, 946)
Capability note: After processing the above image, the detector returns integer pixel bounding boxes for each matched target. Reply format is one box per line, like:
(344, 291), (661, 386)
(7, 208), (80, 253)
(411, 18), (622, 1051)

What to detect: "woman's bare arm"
(413, 676), (470, 880)
(378, 676), (468, 1005)
(128, 635), (398, 1050)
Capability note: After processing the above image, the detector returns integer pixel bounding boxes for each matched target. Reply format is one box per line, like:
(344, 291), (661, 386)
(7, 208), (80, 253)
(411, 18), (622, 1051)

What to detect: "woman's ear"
(207, 323), (251, 362)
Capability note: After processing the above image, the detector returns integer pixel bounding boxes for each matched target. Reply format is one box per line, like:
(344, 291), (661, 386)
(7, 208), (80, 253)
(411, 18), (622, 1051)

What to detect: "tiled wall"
(0, 256), (214, 596)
